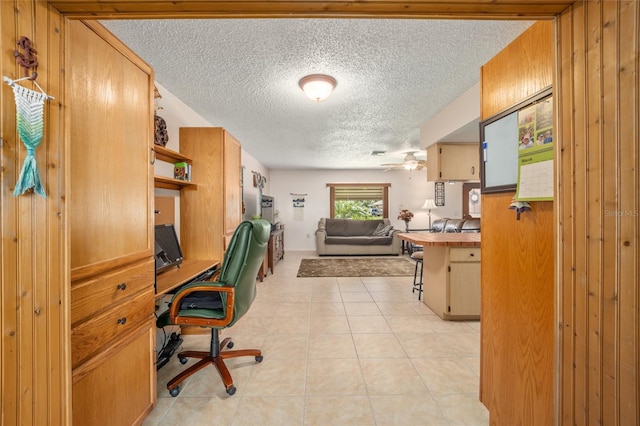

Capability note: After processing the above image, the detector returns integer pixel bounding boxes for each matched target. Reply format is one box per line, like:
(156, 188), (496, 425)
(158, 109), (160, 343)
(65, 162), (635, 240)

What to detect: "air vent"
(370, 150), (386, 156)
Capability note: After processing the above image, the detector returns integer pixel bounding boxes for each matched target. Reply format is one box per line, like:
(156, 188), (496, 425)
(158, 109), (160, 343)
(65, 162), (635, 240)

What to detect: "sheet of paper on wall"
(516, 155), (554, 201)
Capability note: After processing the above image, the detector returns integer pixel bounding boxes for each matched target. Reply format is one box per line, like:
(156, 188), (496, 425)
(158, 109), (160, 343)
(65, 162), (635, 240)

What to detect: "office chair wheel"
(226, 341), (234, 349)
(255, 355), (263, 362)
(226, 386), (236, 396)
(169, 386), (180, 397)
(179, 356), (188, 365)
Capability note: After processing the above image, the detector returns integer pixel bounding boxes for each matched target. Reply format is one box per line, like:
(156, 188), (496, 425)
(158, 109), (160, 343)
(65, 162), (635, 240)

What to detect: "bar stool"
(410, 250), (424, 300)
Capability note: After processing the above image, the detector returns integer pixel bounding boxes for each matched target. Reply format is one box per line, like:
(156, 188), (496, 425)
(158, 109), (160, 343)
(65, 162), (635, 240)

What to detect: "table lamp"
(421, 198), (437, 229)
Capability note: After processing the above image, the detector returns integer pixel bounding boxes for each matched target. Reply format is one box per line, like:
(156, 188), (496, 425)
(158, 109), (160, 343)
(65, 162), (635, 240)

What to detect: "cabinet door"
(439, 144), (479, 181)
(72, 322), (155, 426)
(448, 262), (481, 316)
(427, 143), (479, 181)
(68, 20), (154, 279)
(223, 133), (242, 237)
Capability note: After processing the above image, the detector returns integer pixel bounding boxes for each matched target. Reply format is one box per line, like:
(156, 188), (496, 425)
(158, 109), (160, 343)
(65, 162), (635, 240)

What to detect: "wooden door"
(68, 20), (154, 279)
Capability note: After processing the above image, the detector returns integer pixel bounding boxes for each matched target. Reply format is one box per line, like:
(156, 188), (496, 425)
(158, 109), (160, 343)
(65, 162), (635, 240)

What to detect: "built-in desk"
(398, 233), (481, 320)
(155, 259), (220, 297)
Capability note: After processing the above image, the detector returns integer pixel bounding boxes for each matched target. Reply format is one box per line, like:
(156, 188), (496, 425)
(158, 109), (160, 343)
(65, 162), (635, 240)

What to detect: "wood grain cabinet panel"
(71, 259), (154, 326)
(427, 143), (479, 182)
(67, 20), (156, 425)
(72, 323), (155, 426)
(180, 127), (242, 262)
(71, 288), (155, 369)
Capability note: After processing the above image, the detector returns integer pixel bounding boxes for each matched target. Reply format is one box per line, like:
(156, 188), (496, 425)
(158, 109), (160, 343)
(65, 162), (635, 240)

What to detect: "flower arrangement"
(397, 209), (414, 222)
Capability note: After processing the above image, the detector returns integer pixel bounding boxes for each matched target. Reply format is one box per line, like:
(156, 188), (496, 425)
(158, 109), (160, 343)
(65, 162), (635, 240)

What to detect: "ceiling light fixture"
(299, 74), (337, 102)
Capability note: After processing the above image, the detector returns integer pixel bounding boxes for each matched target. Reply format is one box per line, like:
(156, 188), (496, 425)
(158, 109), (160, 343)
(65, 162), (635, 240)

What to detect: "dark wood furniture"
(268, 227), (285, 274)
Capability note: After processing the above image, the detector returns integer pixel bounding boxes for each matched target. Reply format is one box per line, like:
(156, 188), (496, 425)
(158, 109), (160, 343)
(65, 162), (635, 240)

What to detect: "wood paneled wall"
(0, 2), (68, 425)
(479, 21), (556, 425)
(557, 1), (640, 424)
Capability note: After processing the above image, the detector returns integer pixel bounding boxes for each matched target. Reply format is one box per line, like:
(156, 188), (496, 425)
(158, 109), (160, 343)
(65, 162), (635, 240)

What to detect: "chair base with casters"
(167, 328), (263, 396)
(411, 251), (424, 300)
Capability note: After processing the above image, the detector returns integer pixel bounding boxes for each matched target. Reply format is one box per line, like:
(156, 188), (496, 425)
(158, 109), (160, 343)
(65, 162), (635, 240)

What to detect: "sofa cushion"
(444, 219), (464, 233)
(325, 236), (393, 245)
(431, 218), (448, 233)
(461, 218), (481, 232)
(325, 218), (384, 236)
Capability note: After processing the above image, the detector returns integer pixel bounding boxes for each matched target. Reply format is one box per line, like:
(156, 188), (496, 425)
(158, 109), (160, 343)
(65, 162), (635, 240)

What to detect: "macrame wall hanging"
(4, 37), (53, 198)
(3, 75), (53, 198)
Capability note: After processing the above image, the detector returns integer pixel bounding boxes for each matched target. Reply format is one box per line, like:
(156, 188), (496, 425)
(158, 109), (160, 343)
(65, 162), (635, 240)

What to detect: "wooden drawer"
(71, 288), (155, 369)
(71, 259), (154, 326)
(449, 247), (481, 262)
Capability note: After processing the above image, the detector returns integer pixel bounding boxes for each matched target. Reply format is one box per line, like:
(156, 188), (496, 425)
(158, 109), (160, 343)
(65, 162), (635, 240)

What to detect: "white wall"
(270, 169), (463, 251)
(419, 83), (480, 148)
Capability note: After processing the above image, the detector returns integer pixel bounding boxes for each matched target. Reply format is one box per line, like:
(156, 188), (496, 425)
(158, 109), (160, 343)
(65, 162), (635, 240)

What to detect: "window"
(327, 183), (390, 219)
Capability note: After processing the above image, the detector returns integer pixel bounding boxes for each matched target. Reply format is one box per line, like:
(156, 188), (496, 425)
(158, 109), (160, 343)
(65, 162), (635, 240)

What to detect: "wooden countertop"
(155, 259), (220, 297)
(397, 232), (481, 247)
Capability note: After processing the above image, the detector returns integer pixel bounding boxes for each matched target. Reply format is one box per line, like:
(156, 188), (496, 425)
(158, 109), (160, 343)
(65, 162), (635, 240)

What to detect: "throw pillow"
(373, 224), (393, 236)
(372, 223), (385, 235)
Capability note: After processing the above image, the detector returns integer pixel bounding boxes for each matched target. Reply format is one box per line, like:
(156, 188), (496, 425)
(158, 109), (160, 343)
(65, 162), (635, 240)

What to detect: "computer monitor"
(154, 224), (183, 274)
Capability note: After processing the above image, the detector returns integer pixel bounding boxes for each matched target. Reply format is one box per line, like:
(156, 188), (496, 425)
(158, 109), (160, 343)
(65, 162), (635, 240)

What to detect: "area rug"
(296, 257), (415, 278)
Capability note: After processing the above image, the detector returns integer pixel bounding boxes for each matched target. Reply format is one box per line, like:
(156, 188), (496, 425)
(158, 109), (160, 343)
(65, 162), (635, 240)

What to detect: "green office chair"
(157, 219), (270, 396)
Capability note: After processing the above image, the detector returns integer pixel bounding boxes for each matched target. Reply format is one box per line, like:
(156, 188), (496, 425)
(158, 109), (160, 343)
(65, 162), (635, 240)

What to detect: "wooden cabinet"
(179, 127), (242, 261)
(427, 143), (479, 181)
(268, 228), (285, 273)
(68, 20), (156, 425)
(422, 246), (480, 320)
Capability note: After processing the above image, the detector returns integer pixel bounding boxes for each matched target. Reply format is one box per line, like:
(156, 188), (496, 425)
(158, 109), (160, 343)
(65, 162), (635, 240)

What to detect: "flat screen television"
(154, 224), (184, 274)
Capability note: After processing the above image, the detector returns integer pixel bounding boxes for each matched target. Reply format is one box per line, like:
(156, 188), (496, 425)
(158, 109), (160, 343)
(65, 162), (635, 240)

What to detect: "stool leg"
(417, 260), (424, 301)
(412, 260), (419, 293)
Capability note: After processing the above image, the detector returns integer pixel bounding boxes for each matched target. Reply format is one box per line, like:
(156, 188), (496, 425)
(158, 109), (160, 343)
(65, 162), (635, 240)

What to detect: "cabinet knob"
(470, 253), (474, 257)
(117, 317), (127, 325)
(117, 283), (127, 291)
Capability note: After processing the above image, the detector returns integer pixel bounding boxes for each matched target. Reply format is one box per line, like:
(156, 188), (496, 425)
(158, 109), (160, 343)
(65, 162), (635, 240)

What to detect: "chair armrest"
(169, 282), (235, 327)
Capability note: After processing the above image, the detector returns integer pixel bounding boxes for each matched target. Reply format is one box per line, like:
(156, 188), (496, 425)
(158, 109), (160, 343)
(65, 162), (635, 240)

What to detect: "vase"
(404, 220), (410, 232)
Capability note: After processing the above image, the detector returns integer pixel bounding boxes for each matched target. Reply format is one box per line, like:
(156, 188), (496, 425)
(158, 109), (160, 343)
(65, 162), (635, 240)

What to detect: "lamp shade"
(421, 199), (437, 210)
(299, 74), (337, 101)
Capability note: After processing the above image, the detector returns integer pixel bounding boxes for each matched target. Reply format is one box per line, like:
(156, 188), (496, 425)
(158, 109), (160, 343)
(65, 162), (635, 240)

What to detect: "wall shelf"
(153, 146), (195, 189)
(154, 176), (196, 190)
(154, 145), (192, 164)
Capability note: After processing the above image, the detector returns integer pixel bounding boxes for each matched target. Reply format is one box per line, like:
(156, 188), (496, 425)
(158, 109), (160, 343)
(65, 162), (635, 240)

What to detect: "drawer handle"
(470, 253), (474, 257)
(117, 317), (127, 325)
(117, 283), (127, 291)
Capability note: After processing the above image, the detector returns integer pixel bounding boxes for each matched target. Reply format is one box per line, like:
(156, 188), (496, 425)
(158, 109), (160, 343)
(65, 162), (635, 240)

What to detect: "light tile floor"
(145, 251), (488, 425)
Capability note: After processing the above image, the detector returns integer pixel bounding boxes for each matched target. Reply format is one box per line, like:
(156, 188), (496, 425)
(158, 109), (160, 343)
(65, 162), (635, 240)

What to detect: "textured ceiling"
(101, 19), (532, 169)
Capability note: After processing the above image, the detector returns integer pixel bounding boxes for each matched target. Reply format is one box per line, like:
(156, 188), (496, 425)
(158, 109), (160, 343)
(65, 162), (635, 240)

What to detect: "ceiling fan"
(381, 151), (427, 171)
